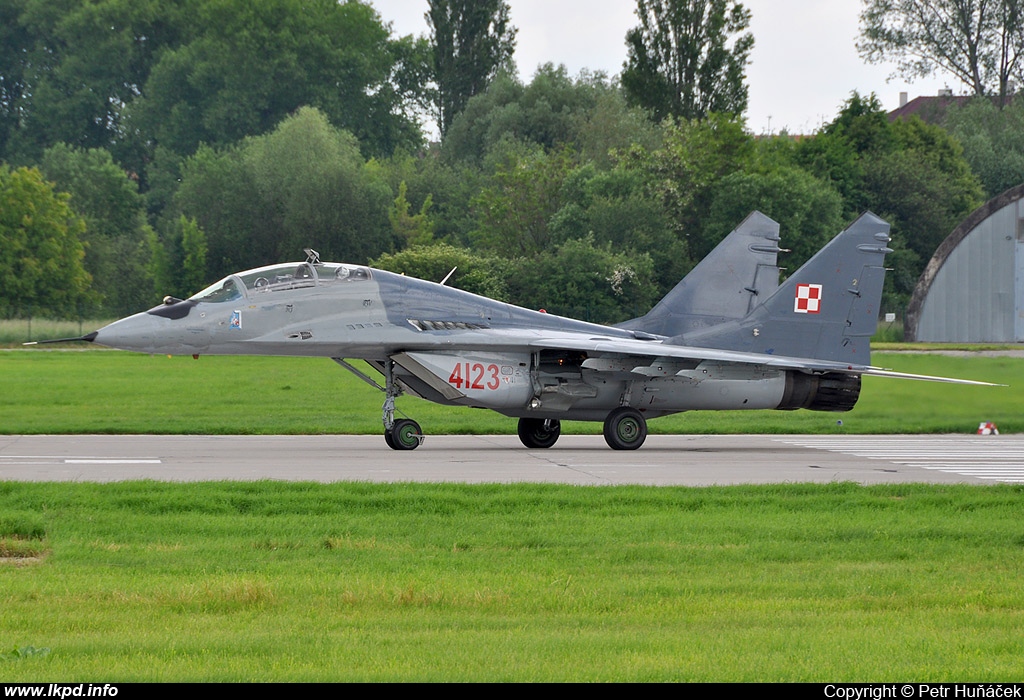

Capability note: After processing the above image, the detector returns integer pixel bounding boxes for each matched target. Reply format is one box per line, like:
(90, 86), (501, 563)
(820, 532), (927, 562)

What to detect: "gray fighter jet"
(65, 211), (996, 450)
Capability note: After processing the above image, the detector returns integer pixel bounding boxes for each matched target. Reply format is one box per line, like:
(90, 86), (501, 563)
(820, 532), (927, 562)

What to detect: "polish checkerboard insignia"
(794, 283), (822, 314)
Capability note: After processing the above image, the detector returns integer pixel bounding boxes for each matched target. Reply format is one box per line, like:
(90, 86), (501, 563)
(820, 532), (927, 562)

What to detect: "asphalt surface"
(2, 433), (1022, 485)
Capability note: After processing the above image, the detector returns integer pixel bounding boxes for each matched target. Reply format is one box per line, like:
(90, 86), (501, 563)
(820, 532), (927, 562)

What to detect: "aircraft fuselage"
(94, 261), (812, 423)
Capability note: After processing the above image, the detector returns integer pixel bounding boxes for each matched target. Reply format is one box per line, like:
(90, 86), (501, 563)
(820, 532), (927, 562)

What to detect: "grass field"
(1, 347), (1020, 435)
(0, 318), (112, 345)
(2, 480), (1023, 681)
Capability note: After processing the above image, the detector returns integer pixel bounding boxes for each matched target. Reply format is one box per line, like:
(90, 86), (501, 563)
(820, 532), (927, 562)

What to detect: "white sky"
(370, 0), (966, 135)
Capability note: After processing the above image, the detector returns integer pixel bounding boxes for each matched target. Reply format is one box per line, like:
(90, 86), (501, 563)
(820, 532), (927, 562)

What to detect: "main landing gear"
(517, 408), (648, 450)
(517, 417), (561, 448)
(603, 407), (647, 450)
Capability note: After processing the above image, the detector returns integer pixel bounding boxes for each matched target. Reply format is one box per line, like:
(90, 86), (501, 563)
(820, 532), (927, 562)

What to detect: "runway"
(2, 434), (1022, 485)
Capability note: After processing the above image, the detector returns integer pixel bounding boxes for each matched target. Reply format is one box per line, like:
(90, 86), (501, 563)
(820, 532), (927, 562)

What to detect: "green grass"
(2, 348), (1020, 434)
(876, 342), (1023, 352)
(0, 318), (113, 345)
(1, 481), (1022, 681)
(872, 319), (904, 342)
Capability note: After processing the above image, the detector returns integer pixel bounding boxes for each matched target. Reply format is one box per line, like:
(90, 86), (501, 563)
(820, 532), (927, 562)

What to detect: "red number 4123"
(448, 362), (500, 390)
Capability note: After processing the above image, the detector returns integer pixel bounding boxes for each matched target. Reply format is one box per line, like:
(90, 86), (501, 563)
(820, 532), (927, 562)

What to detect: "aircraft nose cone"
(92, 313), (161, 352)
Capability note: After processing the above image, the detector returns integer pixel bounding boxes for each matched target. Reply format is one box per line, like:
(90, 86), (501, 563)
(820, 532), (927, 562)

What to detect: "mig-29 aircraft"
(58, 211), (996, 450)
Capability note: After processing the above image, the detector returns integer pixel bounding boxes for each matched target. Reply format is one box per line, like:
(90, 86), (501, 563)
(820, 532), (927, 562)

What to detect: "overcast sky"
(370, 0), (965, 135)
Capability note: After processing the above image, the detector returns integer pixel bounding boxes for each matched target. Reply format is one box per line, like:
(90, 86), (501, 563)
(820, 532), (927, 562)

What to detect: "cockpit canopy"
(189, 262), (370, 303)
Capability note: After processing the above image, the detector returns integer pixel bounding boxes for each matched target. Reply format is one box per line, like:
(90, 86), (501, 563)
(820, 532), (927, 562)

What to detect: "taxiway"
(1, 434), (1021, 485)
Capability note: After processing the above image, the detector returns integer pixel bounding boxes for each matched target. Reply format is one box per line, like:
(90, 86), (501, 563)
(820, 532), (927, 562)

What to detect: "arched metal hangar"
(906, 184), (1024, 342)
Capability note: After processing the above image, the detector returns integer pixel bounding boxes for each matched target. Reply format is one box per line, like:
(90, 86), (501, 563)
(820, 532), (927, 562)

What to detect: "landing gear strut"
(381, 358), (423, 450)
(603, 407), (647, 450)
(517, 417), (561, 448)
(331, 357), (423, 450)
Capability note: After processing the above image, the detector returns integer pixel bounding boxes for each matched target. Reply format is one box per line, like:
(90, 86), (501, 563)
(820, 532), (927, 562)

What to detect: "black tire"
(517, 417), (561, 449)
(388, 419), (422, 450)
(603, 407), (647, 450)
(384, 429), (396, 449)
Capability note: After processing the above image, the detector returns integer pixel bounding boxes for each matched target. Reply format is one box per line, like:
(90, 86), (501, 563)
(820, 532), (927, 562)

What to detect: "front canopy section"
(190, 275), (245, 303)
(187, 262), (372, 304)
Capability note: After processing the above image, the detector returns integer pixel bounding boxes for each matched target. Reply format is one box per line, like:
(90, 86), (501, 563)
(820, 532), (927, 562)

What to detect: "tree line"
(2, 0), (1023, 325)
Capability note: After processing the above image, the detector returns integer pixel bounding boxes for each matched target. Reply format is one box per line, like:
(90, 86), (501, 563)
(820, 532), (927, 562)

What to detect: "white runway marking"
(776, 436), (1024, 483)
(63, 459), (162, 464)
(0, 456), (162, 465)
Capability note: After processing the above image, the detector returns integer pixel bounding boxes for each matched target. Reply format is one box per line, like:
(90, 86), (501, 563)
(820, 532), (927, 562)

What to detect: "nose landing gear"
(332, 356), (424, 451)
(381, 361), (424, 451)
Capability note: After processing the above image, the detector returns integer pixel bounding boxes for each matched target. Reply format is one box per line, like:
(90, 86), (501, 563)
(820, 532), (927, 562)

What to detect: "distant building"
(906, 184), (1024, 342)
(888, 90), (1015, 124)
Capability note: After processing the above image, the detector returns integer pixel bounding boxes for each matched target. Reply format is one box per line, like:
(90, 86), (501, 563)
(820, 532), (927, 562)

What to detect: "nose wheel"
(386, 418), (423, 451)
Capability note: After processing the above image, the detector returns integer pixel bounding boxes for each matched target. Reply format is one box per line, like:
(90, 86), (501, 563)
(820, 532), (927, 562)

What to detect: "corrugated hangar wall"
(907, 184), (1024, 342)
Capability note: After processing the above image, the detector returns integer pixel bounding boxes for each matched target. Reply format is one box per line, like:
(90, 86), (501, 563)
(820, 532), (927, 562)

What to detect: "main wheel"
(387, 419), (422, 450)
(517, 417), (561, 448)
(603, 407), (647, 450)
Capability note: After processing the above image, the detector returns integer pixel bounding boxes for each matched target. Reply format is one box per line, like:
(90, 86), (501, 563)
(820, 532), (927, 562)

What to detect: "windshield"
(190, 275), (244, 303)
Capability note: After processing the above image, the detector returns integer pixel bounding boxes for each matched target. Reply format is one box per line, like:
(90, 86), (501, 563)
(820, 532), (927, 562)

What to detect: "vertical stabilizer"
(618, 211), (782, 336)
(673, 212), (892, 364)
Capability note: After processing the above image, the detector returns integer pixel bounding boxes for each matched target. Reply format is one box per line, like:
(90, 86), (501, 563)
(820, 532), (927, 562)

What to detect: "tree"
(0, 166), (92, 318)
(858, 0), (1024, 100)
(621, 0), (754, 121)
(389, 181), (435, 248)
(371, 243), (511, 300)
(507, 236), (657, 323)
(376, 148), (484, 247)
(470, 144), (576, 257)
(40, 144), (143, 242)
(6, 0), (190, 170)
(3, 0), (429, 176)
(704, 167), (845, 273)
(137, 0), (423, 159)
(144, 215), (207, 300)
(442, 65), (660, 166)
(944, 95), (1024, 196)
(547, 164), (688, 297)
(172, 107), (393, 278)
(39, 143), (155, 315)
(0, 0), (33, 158)
(622, 113), (754, 258)
(427, 0), (517, 135)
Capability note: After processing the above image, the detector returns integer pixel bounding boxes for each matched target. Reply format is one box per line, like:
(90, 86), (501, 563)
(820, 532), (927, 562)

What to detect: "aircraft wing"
(520, 332), (1003, 386)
